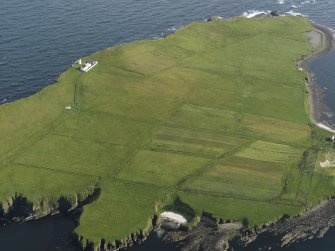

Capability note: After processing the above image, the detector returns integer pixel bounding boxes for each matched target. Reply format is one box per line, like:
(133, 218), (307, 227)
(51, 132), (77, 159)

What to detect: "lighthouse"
(78, 58), (82, 65)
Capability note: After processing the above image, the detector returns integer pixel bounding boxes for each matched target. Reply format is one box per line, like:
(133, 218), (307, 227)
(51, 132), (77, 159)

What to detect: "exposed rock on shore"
(0, 186), (98, 224)
(301, 23), (335, 133)
(163, 217), (242, 251)
(232, 198), (335, 249)
(161, 198), (335, 251)
(207, 16), (223, 22)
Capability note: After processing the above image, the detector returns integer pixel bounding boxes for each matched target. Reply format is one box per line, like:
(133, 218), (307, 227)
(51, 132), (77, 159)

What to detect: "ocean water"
(1, 0), (335, 250)
(1, 0), (335, 104)
(0, 214), (81, 251)
(308, 50), (335, 128)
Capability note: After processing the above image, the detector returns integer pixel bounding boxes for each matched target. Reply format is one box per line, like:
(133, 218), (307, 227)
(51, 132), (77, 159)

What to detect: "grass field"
(183, 157), (285, 200)
(148, 126), (246, 158)
(235, 140), (301, 164)
(243, 113), (311, 144)
(0, 164), (97, 210)
(1, 16), (335, 247)
(117, 150), (209, 187)
(177, 191), (303, 227)
(76, 181), (167, 246)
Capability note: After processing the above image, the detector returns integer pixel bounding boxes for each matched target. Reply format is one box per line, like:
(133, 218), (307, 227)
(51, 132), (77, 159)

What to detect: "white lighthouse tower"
(78, 58), (82, 65)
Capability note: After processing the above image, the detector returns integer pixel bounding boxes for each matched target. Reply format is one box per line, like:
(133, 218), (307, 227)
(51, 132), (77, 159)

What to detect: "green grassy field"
(235, 140), (301, 164)
(183, 157), (286, 200)
(0, 16), (334, 247)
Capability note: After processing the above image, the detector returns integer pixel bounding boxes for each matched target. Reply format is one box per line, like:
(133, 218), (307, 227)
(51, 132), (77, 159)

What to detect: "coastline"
(226, 197), (335, 250)
(0, 16), (334, 251)
(160, 20), (335, 251)
(301, 22), (335, 133)
(229, 21), (335, 250)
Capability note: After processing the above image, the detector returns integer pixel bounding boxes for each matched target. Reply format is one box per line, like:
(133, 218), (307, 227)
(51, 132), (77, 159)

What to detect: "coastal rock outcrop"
(228, 198), (335, 249)
(162, 216), (243, 251)
(0, 186), (98, 224)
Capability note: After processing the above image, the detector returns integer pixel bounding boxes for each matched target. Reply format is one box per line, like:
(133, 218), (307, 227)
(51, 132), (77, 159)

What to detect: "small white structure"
(65, 105), (72, 110)
(78, 58), (82, 65)
(80, 61), (98, 72)
(332, 135), (335, 141)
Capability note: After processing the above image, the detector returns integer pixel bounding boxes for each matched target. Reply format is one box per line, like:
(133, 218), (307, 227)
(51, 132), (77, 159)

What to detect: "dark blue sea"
(1, 0), (335, 250)
(1, 0), (335, 104)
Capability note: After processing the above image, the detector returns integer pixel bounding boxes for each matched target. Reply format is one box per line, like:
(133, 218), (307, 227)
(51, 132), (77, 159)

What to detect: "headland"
(1, 16), (335, 251)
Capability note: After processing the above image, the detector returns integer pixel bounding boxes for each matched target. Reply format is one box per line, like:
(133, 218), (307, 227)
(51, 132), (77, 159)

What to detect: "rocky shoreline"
(161, 216), (243, 251)
(0, 186), (99, 225)
(0, 189), (158, 251)
(231, 197), (335, 250)
(159, 197), (335, 251)
(302, 22), (335, 133)
(0, 186), (100, 251)
(76, 220), (156, 251)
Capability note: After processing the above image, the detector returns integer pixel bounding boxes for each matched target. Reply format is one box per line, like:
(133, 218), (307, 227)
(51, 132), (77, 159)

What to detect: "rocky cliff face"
(0, 186), (98, 224)
(75, 218), (156, 251)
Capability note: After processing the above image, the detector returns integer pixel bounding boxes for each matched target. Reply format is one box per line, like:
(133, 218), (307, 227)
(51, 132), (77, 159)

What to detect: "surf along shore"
(301, 23), (335, 133)
(2, 15), (335, 251)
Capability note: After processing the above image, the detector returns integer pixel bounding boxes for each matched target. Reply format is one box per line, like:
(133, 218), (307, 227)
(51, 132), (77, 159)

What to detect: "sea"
(1, 0), (335, 250)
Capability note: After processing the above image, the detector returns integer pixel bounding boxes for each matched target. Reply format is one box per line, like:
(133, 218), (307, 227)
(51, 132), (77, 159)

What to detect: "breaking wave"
(242, 9), (307, 18)
(290, 0), (317, 9)
(242, 10), (271, 18)
(285, 10), (306, 16)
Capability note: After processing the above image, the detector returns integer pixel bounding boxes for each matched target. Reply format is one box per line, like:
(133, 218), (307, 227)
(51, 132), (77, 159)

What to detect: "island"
(0, 16), (334, 250)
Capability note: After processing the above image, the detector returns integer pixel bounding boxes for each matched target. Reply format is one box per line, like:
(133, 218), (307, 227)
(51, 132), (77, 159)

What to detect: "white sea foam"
(316, 123), (335, 134)
(328, 28), (335, 38)
(301, 0), (317, 6)
(242, 10), (271, 18)
(278, 0), (285, 4)
(285, 10), (306, 17)
(290, 0), (317, 9)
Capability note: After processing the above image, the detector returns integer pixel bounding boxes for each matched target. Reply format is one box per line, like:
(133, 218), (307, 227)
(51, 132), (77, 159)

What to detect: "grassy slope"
(0, 16), (334, 245)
